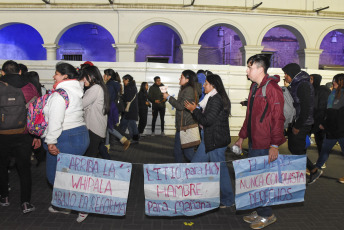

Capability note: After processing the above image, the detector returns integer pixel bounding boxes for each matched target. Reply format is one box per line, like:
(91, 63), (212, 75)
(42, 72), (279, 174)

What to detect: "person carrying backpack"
(0, 60), (41, 214)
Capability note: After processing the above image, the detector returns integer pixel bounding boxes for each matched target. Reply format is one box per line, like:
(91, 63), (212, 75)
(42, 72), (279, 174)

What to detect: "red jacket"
(239, 74), (286, 149)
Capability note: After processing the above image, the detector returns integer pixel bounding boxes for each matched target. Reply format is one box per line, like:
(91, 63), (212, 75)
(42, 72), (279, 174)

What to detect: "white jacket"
(42, 80), (86, 144)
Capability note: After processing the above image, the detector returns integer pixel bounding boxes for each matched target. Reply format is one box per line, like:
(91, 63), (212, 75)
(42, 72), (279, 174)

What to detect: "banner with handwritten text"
(233, 155), (306, 210)
(52, 153), (132, 216)
(144, 163), (220, 216)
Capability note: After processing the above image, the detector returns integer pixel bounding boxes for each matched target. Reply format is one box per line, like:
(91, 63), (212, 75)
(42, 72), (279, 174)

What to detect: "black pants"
(138, 108), (148, 134)
(85, 130), (104, 158)
(0, 134), (33, 203)
(314, 129), (326, 156)
(288, 125), (316, 171)
(151, 106), (165, 133)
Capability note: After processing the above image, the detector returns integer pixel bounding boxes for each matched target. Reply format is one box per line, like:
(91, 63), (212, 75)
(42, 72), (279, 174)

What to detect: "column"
(297, 48), (323, 69)
(112, 43), (137, 62)
(239, 45), (264, 65)
(180, 44), (201, 64)
(42, 43), (59, 60)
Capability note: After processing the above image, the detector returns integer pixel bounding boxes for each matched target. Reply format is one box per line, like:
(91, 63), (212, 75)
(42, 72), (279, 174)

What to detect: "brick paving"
(1, 135), (343, 230)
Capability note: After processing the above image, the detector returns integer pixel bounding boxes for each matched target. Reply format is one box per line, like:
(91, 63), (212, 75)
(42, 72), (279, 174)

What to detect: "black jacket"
(138, 90), (149, 111)
(148, 83), (166, 108)
(192, 93), (231, 152)
(123, 81), (138, 121)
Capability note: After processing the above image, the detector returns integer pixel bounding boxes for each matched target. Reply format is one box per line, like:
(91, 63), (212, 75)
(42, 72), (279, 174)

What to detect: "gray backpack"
(254, 79), (296, 129)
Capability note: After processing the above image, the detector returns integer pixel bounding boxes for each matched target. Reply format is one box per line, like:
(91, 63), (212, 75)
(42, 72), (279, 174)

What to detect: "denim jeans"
(192, 131), (235, 206)
(248, 145), (272, 217)
(120, 118), (139, 139)
(174, 131), (195, 163)
(44, 125), (90, 185)
(316, 137), (344, 168)
(106, 126), (125, 145)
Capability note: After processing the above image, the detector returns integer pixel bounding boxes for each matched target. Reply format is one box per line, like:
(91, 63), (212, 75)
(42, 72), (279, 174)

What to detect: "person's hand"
(32, 138), (41, 149)
(162, 93), (169, 100)
(319, 124), (325, 130)
(146, 101), (150, 106)
(48, 144), (60, 155)
(184, 100), (197, 112)
(292, 127), (299, 135)
(234, 138), (244, 149)
(154, 99), (161, 104)
(268, 147), (279, 163)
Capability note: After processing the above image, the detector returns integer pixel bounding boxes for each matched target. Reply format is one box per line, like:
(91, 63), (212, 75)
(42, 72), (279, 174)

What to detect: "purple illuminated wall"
(0, 24), (46, 60)
(198, 26), (243, 66)
(261, 27), (299, 68)
(135, 25), (182, 63)
(57, 24), (116, 62)
(320, 30), (344, 67)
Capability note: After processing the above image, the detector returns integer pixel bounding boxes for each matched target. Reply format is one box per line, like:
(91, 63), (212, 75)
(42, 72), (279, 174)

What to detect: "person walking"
(184, 74), (235, 209)
(148, 76), (166, 136)
(234, 54), (286, 229)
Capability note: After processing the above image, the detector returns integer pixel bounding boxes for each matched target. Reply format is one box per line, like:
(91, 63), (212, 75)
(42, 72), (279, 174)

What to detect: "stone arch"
(130, 18), (187, 44)
(0, 22), (44, 43)
(316, 25), (344, 49)
(194, 19), (248, 46)
(54, 22), (115, 44)
(257, 21), (308, 49)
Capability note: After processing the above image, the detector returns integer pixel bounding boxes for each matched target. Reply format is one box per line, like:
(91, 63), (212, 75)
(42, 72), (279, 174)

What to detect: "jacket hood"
(311, 74), (322, 90)
(55, 79), (84, 98)
(260, 74), (280, 87)
(0, 74), (29, 88)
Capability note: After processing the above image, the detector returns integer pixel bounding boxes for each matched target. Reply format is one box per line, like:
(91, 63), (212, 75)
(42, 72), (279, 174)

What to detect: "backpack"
(0, 81), (28, 134)
(253, 79), (296, 129)
(27, 89), (69, 136)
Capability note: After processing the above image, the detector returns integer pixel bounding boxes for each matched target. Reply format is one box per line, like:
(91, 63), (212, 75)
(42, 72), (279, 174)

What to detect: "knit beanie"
(282, 63), (301, 79)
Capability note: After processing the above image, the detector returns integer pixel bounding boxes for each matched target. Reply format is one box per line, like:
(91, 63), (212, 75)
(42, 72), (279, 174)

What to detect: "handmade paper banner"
(233, 155), (306, 210)
(52, 153), (132, 216)
(144, 162), (220, 216)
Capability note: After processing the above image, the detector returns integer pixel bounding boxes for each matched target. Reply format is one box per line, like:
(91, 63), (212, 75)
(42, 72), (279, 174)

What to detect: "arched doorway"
(319, 30), (344, 68)
(57, 24), (116, 62)
(0, 23), (46, 60)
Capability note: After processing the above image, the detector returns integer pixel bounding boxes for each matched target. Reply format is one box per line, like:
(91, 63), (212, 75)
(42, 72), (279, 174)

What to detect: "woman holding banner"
(42, 62), (90, 219)
(184, 74), (235, 209)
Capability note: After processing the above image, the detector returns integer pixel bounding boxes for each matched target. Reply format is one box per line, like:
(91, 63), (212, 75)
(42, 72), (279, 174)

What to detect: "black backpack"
(0, 81), (27, 134)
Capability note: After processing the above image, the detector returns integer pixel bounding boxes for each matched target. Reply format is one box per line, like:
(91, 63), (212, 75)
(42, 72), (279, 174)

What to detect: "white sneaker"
(160, 132), (165, 136)
(151, 132), (155, 136)
(48, 206), (71, 215)
(76, 212), (88, 223)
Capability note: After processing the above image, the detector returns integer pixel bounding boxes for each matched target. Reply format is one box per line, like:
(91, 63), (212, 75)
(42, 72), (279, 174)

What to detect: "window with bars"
(63, 55), (82, 61)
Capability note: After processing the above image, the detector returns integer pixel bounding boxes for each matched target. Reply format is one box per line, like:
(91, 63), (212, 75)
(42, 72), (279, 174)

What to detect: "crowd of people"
(0, 56), (343, 228)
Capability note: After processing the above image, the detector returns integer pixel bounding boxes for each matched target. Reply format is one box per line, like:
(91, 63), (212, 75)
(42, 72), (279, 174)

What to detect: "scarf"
(199, 88), (218, 111)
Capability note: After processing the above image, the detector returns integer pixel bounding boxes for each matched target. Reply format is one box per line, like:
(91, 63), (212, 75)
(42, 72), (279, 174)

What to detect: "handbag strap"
(129, 93), (136, 103)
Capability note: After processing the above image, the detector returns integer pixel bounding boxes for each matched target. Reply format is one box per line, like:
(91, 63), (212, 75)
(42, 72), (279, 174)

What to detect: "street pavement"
(0, 135), (343, 230)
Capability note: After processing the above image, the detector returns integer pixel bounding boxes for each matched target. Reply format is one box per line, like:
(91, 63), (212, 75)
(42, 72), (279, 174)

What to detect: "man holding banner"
(234, 54), (286, 229)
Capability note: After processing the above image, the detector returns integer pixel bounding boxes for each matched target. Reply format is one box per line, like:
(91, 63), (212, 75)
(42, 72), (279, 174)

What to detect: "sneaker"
(338, 177), (344, 184)
(151, 132), (155, 136)
(76, 212), (88, 223)
(306, 168), (310, 176)
(105, 144), (110, 152)
(308, 169), (323, 184)
(160, 132), (165, 136)
(243, 211), (259, 223)
(21, 202), (35, 214)
(321, 163), (326, 169)
(0, 196), (10, 206)
(48, 205), (71, 215)
(250, 214), (277, 229)
(123, 140), (130, 151)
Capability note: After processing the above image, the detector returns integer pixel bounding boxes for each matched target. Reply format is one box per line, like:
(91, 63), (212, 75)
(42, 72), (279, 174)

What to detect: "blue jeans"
(44, 126), (90, 185)
(174, 131), (195, 163)
(248, 145), (272, 217)
(120, 118), (139, 139)
(192, 131), (234, 206)
(316, 137), (344, 168)
(105, 127), (124, 145)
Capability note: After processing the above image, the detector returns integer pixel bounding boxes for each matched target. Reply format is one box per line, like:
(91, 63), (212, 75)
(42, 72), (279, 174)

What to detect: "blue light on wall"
(57, 24), (116, 62)
(0, 23), (46, 60)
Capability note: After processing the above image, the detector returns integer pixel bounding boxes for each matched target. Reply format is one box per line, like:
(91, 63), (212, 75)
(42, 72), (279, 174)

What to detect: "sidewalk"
(0, 135), (343, 230)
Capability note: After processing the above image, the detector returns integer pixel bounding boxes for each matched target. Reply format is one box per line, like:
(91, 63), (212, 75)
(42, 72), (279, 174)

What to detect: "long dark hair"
(104, 69), (121, 83)
(206, 74), (231, 115)
(79, 66), (110, 115)
(26, 71), (42, 97)
(333, 73), (344, 99)
(140, 82), (148, 92)
(181, 70), (198, 102)
(55, 62), (78, 79)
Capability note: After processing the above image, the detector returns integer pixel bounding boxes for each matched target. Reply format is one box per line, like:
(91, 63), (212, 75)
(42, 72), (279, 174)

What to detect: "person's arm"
(191, 96), (222, 127)
(168, 87), (195, 111)
(82, 85), (98, 108)
(293, 83), (311, 130)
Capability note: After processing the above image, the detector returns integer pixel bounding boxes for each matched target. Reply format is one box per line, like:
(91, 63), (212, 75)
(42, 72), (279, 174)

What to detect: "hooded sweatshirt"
(42, 80), (85, 144)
